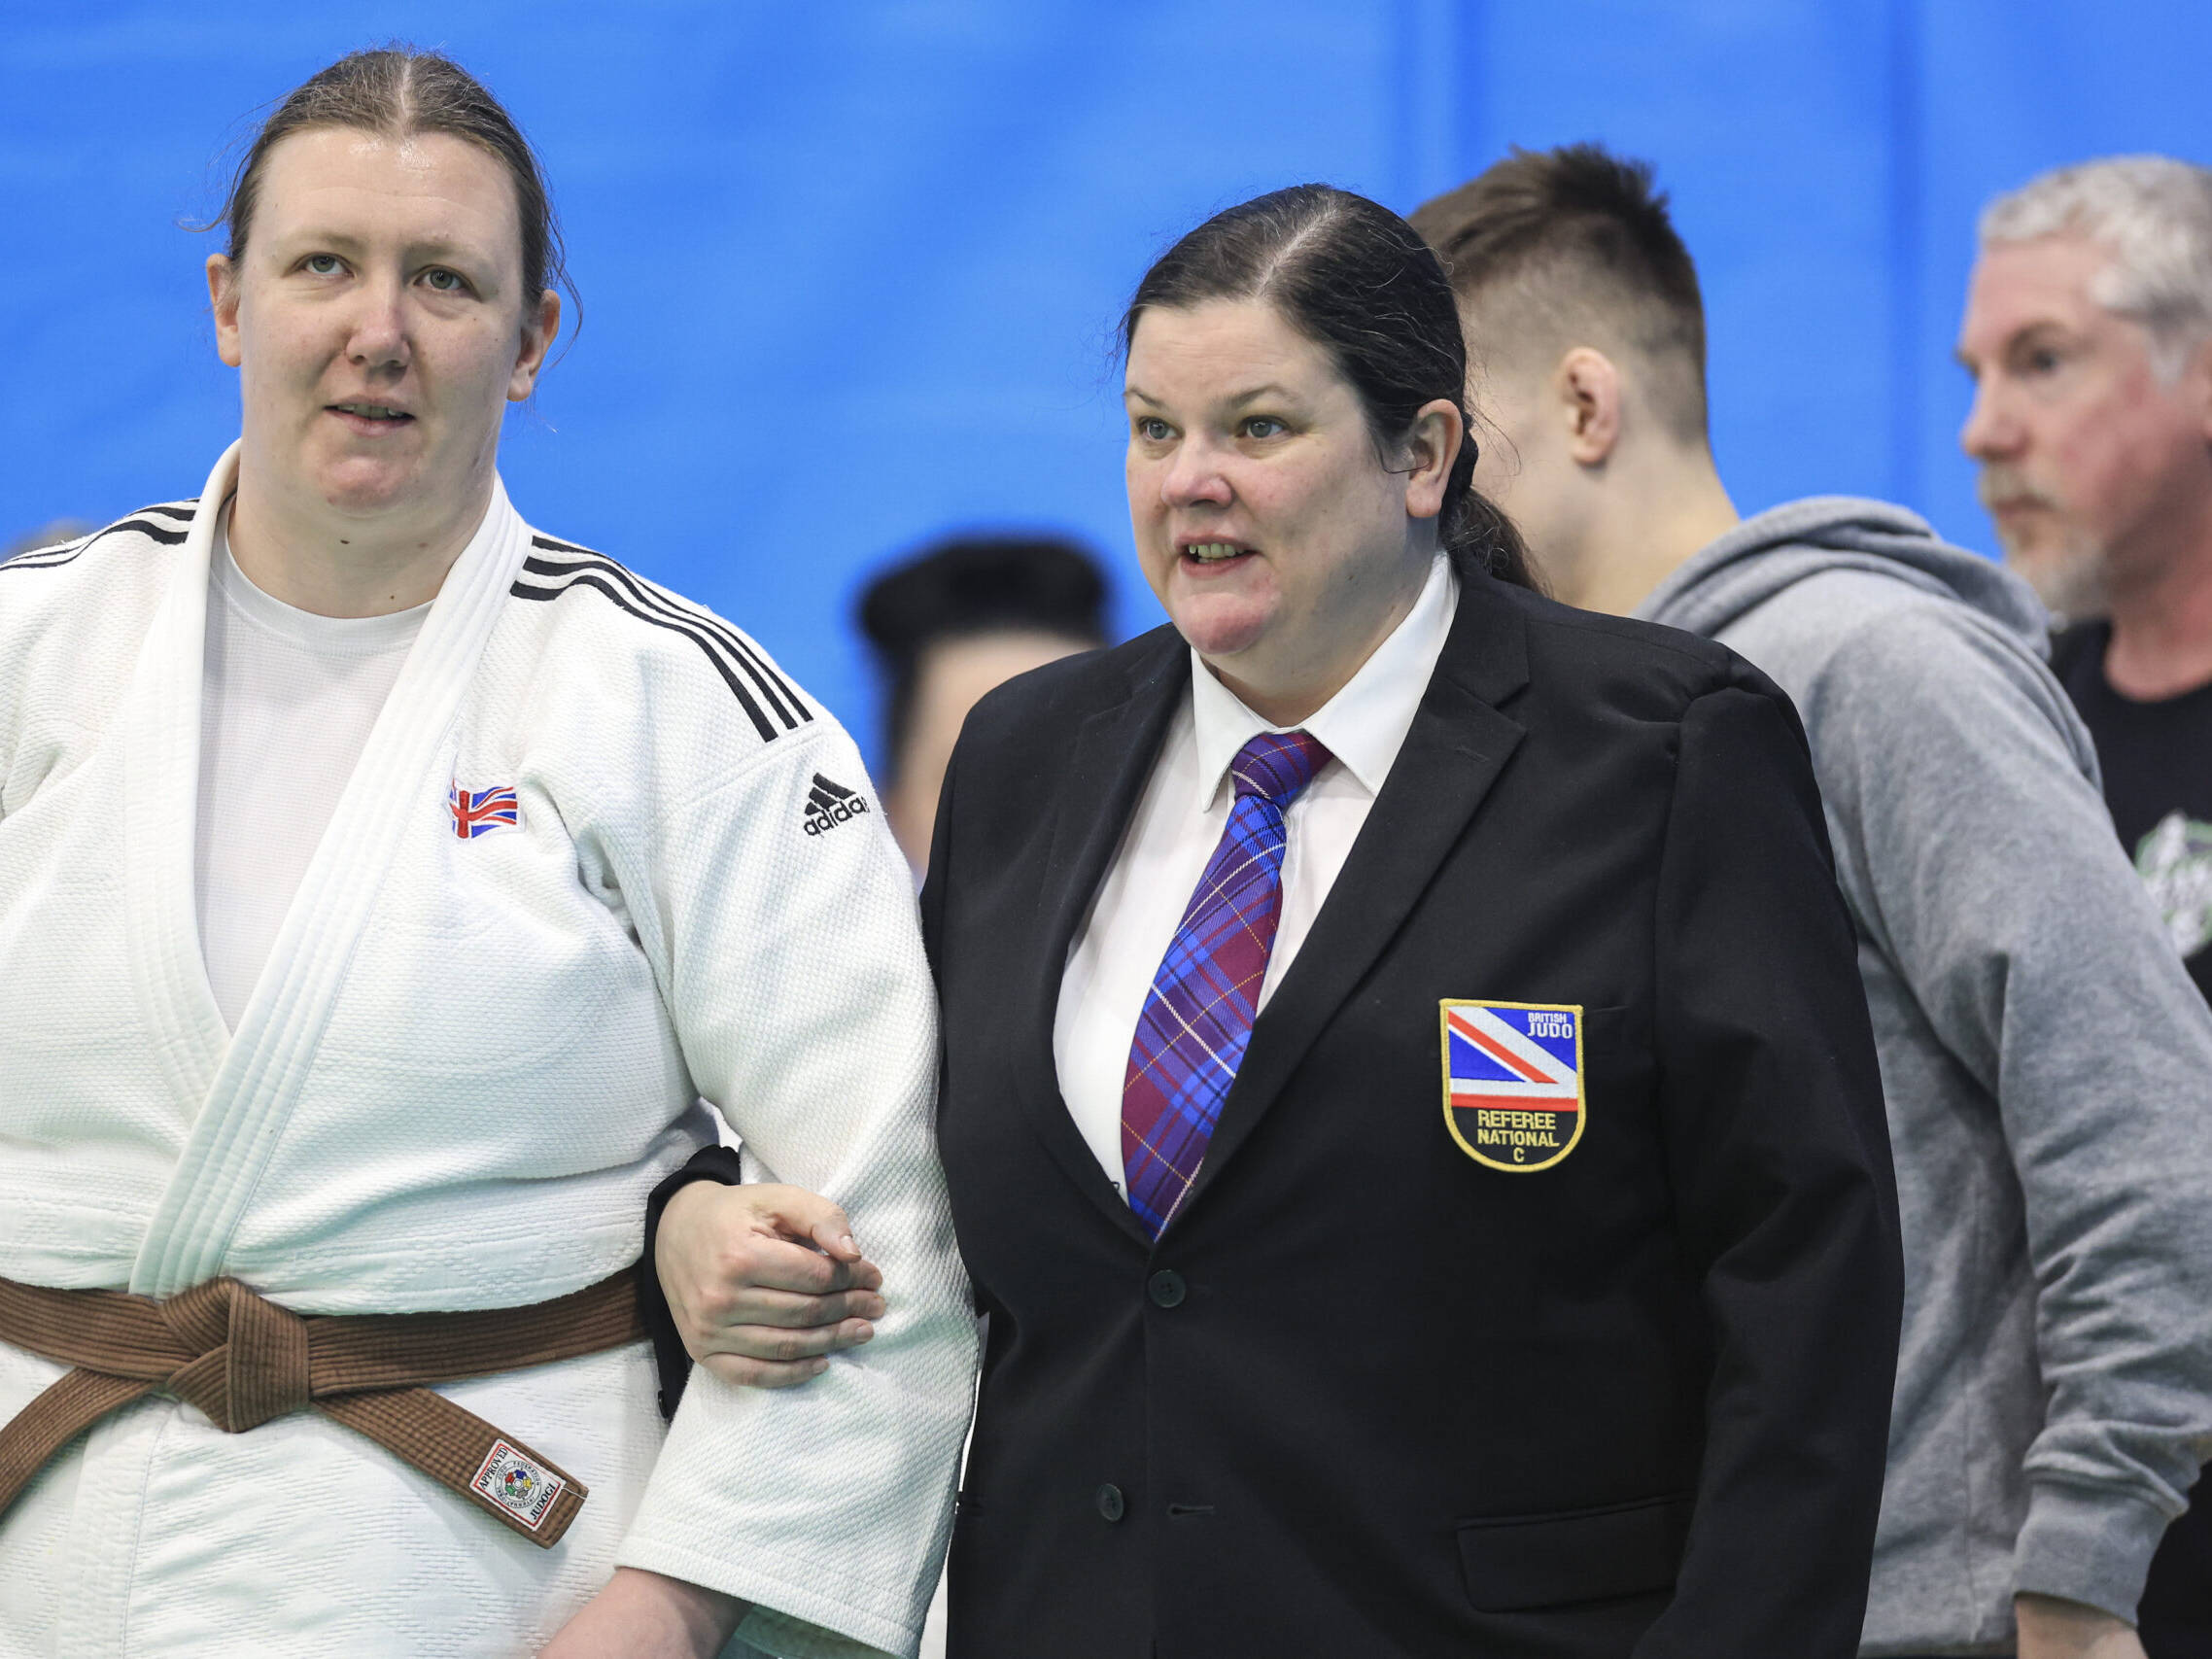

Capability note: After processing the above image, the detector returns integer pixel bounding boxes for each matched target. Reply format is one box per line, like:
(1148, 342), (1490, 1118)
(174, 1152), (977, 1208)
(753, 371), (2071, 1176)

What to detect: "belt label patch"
(471, 1437), (567, 1532)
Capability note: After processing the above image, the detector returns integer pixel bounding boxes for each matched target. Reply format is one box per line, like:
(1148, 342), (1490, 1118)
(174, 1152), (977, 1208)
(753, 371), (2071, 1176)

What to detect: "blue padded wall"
(6, 1), (2208, 765)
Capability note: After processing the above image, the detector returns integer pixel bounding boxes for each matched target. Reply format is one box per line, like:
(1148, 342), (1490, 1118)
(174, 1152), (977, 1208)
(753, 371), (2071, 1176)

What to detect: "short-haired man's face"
(1957, 232), (2212, 616)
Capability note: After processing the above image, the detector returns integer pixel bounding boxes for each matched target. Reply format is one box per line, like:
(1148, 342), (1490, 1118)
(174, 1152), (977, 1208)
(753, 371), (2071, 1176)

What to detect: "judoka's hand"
(2015, 1594), (2147, 1659)
(538, 1567), (745, 1657)
(656, 1179), (887, 1388)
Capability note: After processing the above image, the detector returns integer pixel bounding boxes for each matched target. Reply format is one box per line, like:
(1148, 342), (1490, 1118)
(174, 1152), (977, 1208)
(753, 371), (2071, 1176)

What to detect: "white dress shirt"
(1053, 554), (1460, 1193)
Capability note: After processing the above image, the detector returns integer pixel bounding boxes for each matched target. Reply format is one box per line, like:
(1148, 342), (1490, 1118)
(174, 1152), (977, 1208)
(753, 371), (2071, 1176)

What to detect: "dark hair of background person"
(197, 46), (579, 333)
(1409, 144), (1709, 448)
(1121, 183), (1535, 591)
(858, 536), (1110, 779)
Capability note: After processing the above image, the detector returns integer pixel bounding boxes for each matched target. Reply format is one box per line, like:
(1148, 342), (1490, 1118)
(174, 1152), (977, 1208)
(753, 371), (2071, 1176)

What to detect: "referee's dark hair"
(858, 536), (1109, 780)
(1122, 184), (1536, 591)
(1410, 145), (1710, 448)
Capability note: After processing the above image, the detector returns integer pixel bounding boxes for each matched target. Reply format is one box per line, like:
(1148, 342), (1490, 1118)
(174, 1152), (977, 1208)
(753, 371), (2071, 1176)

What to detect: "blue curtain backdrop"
(7, 0), (2208, 765)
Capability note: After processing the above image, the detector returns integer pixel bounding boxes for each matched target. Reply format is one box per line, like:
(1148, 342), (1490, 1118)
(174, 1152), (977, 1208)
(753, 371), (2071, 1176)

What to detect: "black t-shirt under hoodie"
(2052, 621), (2212, 1006)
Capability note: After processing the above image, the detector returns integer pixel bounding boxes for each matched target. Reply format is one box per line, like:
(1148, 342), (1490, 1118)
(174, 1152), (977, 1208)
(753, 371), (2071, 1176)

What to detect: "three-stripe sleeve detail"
(1, 502), (195, 572)
(509, 538), (812, 744)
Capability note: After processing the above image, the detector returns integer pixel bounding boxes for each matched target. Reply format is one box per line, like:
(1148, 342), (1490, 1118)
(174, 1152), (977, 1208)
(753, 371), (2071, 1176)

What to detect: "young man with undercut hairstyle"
(1411, 145), (2212, 1659)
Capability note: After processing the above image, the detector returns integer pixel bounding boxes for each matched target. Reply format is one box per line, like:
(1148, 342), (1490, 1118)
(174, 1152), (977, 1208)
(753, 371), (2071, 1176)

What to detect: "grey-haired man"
(1960, 154), (2212, 1659)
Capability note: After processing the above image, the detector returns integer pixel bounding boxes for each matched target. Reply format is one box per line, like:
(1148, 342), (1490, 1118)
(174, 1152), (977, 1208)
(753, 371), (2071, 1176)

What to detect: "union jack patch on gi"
(448, 780), (521, 840)
(1440, 1000), (1585, 1172)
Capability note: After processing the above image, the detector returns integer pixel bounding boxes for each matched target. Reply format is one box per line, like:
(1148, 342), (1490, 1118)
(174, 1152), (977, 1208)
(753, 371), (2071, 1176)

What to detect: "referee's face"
(208, 126), (560, 542)
(1124, 299), (1452, 726)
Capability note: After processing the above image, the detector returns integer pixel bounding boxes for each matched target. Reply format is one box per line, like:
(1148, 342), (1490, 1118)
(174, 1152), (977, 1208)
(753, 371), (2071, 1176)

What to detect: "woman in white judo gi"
(0, 47), (973, 1659)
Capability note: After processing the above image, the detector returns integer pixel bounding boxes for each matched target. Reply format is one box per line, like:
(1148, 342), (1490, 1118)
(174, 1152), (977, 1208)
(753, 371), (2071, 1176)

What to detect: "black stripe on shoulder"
(112, 516), (190, 545)
(522, 538), (812, 731)
(526, 537), (809, 727)
(513, 570), (780, 743)
(0, 508), (190, 573)
(1, 536), (87, 570)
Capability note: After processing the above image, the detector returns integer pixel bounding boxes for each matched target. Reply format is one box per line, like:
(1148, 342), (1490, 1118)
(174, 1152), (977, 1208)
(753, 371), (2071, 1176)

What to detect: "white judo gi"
(0, 444), (977, 1659)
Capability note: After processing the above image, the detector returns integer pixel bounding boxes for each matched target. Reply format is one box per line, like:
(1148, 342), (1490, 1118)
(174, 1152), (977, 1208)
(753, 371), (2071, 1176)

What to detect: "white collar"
(1188, 553), (1459, 812)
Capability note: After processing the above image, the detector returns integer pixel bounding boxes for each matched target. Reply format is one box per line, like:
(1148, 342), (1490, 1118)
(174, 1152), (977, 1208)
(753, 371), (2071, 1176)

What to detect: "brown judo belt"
(0, 1268), (644, 1548)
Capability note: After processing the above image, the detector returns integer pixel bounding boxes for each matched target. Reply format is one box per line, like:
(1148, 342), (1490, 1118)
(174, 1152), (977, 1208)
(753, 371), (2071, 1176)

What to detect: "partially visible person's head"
(1410, 145), (1711, 580)
(860, 536), (1109, 870)
(203, 49), (569, 541)
(1120, 184), (1527, 725)
(1960, 156), (2212, 619)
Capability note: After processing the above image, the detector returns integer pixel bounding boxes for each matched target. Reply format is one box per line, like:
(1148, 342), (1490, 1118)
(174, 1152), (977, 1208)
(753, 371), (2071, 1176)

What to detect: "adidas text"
(804, 774), (870, 837)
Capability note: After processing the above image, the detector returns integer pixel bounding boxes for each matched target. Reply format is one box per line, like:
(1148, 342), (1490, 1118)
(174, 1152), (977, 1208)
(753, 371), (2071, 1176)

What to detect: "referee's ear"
(1401, 397), (1466, 525)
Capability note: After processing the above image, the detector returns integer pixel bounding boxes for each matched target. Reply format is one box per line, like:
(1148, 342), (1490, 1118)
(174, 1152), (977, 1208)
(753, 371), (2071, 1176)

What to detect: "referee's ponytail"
(1122, 185), (1536, 592)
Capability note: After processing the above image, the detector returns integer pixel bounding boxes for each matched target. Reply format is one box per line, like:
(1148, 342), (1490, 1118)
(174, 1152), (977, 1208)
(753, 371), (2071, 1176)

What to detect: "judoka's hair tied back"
(1122, 184), (1536, 593)
(195, 45), (580, 353)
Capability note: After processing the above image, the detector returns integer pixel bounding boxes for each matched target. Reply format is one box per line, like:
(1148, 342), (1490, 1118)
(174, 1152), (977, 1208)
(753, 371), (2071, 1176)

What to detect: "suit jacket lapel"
(1008, 629), (1186, 1248)
(1167, 572), (1533, 1232)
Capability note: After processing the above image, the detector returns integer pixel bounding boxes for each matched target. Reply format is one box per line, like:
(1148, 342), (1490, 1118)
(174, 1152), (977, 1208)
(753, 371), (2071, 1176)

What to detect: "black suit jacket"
(922, 570), (1902, 1659)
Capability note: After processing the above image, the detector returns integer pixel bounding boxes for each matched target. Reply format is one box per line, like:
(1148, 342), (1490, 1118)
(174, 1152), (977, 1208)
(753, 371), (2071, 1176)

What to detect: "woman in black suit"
(652, 185), (1902, 1659)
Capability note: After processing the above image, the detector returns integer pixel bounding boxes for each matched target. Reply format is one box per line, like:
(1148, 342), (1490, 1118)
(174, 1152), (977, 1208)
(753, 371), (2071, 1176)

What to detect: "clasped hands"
(656, 1177), (887, 1385)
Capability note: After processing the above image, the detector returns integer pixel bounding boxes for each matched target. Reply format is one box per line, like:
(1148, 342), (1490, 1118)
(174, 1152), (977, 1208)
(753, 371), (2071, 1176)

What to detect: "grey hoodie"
(1638, 499), (2212, 1652)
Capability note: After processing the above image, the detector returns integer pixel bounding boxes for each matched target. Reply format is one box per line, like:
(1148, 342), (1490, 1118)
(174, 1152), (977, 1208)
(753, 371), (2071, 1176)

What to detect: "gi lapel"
(118, 445), (235, 1124)
(1007, 631), (1186, 1247)
(1165, 574), (1534, 1232)
(132, 457), (535, 1296)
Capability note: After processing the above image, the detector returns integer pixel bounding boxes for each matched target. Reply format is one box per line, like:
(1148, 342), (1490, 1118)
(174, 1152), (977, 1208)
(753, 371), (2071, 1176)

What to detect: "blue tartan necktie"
(1120, 728), (1331, 1237)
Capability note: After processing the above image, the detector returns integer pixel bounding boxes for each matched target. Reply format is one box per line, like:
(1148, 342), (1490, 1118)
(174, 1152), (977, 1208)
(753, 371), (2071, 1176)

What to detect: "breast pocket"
(1457, 1491), (1692, 1612)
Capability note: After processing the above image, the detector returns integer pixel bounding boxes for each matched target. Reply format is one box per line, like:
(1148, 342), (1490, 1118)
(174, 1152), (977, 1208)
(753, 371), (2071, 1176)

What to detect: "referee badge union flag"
(1440, 1000), (1585, 1172)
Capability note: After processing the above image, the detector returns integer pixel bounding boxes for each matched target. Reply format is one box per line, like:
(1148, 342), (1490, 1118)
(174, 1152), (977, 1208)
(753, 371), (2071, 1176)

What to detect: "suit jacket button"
(1148, 1268), (1187, 1308)
(1095, 1483), (1125, 1522)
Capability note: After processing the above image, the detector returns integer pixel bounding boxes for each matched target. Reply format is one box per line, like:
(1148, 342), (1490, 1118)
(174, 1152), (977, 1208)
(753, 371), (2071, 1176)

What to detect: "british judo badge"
(1440, 1000), (1585, 1172)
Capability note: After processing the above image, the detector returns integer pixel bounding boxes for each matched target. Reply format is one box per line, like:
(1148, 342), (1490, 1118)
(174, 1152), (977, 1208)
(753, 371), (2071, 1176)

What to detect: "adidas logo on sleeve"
(803, 774), (871, 836)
